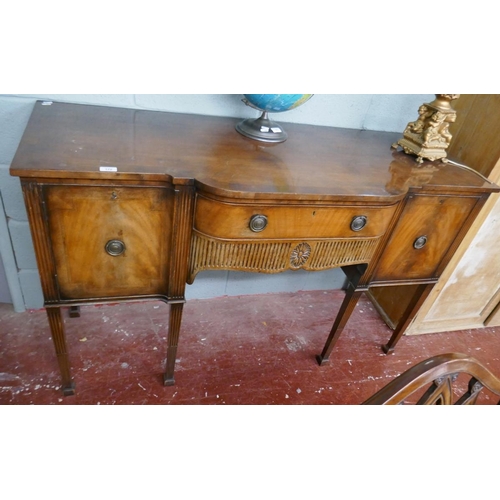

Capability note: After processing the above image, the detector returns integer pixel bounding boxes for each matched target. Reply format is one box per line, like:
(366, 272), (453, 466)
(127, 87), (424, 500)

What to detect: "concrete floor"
(1, 289), (499, 405)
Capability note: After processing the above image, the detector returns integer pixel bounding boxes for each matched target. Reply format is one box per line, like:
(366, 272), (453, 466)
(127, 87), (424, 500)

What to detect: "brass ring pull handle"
(249, 215), (268, 233)
(105, 239), (126, 256)
(413, 236), (428, 250)
(351, 215), (368, 232)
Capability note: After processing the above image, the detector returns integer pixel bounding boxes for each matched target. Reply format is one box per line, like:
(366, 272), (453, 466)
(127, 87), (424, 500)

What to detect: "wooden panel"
(448, 95), (500, 179)
(367, 285), (419, 330)
(487, 300), (500, 327)
(373, 194), (478, 282)
(45, 185), (174, 299)
(194, 195), (398, 240)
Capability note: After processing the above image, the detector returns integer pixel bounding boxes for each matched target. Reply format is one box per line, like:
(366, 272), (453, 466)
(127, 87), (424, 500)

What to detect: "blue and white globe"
(243, 94), (314, 113)
(236, 94), (313, 143)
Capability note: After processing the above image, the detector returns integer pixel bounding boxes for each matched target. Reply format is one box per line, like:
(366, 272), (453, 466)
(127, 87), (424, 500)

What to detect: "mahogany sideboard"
(10, 101), (500, 396)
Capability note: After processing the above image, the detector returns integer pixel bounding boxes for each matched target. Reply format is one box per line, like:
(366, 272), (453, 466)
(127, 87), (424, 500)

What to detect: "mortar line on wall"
(360, 95), (376, 131)
(0, 192), (25, 312)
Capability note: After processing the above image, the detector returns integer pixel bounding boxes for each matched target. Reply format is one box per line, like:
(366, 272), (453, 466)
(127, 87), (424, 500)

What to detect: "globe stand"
(236, 110), (288, 143)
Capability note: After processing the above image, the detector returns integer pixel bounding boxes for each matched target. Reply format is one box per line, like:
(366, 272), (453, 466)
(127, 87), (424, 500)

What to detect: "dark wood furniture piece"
(10, 101), (500, 396)
(362, 353), (500, 405)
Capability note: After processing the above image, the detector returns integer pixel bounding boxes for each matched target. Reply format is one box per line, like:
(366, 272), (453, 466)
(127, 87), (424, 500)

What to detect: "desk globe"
(236, 94), (313, 143)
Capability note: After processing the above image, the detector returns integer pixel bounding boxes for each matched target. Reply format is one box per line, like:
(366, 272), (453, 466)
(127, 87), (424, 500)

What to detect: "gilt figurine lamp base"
(392, 94), (460, 165)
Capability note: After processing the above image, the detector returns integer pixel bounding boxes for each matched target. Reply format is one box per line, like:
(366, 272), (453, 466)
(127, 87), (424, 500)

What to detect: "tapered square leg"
(163, 303), (184, 386)
(317, 288), (364, 366)
(46, 307), (76, 396)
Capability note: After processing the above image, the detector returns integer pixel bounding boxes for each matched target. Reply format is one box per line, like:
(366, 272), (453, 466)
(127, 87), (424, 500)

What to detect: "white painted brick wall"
(0, 94), (433, 311)
(0, 250), (11, 303)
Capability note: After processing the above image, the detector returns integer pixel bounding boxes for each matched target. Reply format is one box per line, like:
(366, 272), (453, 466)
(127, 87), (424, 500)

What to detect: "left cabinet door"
(44, 185), (174, 300)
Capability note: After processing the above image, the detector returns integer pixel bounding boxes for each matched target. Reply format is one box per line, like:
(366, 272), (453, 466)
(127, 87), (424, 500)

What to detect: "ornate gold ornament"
(392, 94), (460, 165)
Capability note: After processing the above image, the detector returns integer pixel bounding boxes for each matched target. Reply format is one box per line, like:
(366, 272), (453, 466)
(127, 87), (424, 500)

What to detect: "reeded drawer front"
(194, 195), (398, 240)
(44, 185), (174, 299)
(373, 194), (479, 282)
(188, 232), (382, 282)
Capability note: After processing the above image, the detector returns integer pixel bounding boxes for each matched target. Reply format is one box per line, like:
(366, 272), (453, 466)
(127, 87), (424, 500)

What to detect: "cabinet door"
(45, 185), (174, 300)
(410, 194), (500, 333)
(373, 194), (478, 283)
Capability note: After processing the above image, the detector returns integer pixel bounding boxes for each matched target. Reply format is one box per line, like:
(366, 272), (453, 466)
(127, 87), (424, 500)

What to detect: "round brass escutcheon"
(413, 236), (428, 250)
(351, 215), (368, 232)
(105, 239), (126, 256)
(249, 214), (268, 233)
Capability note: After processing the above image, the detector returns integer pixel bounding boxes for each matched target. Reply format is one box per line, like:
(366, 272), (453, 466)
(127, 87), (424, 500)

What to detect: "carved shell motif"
(290, 243), (312, 268)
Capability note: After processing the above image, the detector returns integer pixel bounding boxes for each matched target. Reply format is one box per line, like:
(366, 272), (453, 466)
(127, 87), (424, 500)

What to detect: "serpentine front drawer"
(194, 195), (398, 240)
(189, 194), (399, 281)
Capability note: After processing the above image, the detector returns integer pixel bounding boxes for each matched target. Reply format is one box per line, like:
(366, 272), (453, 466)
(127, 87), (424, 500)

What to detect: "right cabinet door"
(373, 194), (479, 283)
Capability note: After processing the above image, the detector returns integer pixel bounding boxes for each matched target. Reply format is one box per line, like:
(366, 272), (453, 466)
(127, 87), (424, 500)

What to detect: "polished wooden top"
(10, 101), (499, 202)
